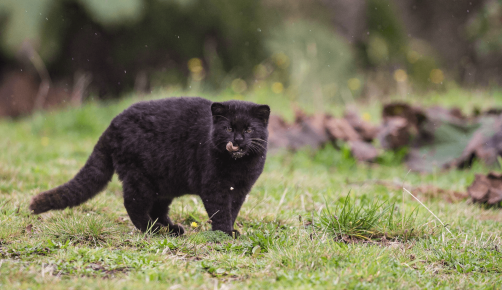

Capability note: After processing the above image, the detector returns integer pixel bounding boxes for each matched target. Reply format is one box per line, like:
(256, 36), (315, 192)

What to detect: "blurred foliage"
(467, 0), (502, 55)
(0, 0), (53, 56)
(266, 20), (358, 106)
(0, 0), (366, 105)
(0, 0), (142, 59)
(366, 0), (405, 65)
(364, 0), (441, 89)
(0, 0), (268, 95)
(406, 40), (441, 87)
(2, 0), (502, 107)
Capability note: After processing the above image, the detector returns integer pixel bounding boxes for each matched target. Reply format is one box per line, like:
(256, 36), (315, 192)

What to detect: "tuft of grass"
(43, 212), (119, 245)
(190, 230), (232, 244)
(0, 199), (26, 241)
(318, 192), (430, 242)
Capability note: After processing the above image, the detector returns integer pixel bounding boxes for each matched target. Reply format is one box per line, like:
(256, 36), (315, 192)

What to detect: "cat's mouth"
(230, 148), (246, 159)
(226, 141), (246, 159)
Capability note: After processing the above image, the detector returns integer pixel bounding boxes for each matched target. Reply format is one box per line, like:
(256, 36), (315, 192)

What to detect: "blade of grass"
(402, 187), (455, 238)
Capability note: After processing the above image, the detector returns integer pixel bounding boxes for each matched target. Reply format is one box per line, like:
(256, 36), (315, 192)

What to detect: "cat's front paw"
(167, 224), (185, 236)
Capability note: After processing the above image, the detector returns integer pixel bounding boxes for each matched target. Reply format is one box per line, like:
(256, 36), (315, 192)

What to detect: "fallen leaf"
(325, 117), (360, 142)
(468, 172), (502, 205)
(25, 224), (32, 234)
(349, 140), (379, 162)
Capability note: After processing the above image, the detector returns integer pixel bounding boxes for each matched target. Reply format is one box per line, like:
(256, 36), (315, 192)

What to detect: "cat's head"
(211, 100), (270, 159)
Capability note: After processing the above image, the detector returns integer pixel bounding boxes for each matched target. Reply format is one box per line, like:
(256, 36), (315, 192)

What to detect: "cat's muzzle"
(226, 141), (245, 159)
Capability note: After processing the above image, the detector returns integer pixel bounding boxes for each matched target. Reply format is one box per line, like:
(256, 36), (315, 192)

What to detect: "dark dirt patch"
(85, 262), (131, 278)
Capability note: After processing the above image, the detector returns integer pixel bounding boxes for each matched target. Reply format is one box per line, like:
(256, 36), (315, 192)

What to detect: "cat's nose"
(234, 134), (244, 146)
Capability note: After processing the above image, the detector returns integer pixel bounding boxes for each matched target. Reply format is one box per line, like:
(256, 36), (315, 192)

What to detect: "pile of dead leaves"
(468, 172), (502, 205)
(268, 108), (380, 162)
(382, 103), (502, 172)
(268, 102), (502, 172)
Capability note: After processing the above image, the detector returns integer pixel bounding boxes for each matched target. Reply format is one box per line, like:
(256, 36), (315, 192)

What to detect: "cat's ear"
(211, 103), (227, 117)
(253, 105), (270, 124)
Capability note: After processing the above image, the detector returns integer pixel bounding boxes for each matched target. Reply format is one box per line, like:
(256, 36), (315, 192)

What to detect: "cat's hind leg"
(122, 175), (164, 233)
(149, 198), (184, 236)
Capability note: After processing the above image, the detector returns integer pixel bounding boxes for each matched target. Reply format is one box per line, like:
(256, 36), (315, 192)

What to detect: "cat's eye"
(226, 127), (233, 132)
(245, 128), (253, 133)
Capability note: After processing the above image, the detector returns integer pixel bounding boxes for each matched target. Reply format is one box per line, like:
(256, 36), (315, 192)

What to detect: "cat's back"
(108, 97), (213, 154)
(121, 96), (211, 119)
(113, 97), (211, 131)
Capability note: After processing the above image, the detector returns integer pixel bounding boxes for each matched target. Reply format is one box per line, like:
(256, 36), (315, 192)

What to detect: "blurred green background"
(1, 0), (501, 116)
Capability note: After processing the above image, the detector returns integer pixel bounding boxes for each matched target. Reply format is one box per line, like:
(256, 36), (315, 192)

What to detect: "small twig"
(208, 210), (220, 221)
(403, 169), (411, 228)
(275, 188), (289, 219)
(402, 187), (455, 238)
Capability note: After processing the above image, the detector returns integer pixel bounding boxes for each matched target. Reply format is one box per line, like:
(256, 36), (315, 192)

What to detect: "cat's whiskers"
(246, 143), (257, 154)
(250, 145), (260, 155)
(252, 141), (265, 150)
(200, 138), (212, 146)
(250, 138), (268, 143)
(251, 141), (266, 151)
(248, 143), (264, 155)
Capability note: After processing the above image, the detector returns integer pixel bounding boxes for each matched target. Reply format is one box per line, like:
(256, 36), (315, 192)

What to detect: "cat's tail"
(29, 129), (114, 214)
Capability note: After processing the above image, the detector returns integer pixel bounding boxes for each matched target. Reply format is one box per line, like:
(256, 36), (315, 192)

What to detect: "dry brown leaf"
(325, 117), (360, 142)
(349, 140), (379, 162)
(25, 224), (33, 234)
(344, 109), (379, 141)
(377, 117), (410, 150)
(468, 173), (502, 205)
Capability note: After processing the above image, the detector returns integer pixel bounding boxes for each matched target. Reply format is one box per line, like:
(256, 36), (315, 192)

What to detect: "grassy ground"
(1, 89), (502, 289)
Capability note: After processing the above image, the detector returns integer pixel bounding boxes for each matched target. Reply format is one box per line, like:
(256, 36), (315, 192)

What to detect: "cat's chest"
(210, 172), (255, 196)
(212, 159), (263, 188)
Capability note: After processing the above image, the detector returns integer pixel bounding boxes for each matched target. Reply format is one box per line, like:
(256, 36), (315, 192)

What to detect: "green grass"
(43, 212), (120, 245)
(0, 89), (502, 289)
(317, 193), (428, 242)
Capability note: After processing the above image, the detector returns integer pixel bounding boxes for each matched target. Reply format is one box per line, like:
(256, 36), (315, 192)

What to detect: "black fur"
(29, 97), (270, 236)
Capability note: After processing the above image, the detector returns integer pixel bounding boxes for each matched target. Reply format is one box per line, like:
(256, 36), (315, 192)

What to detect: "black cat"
(29, 97), (270, 236)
